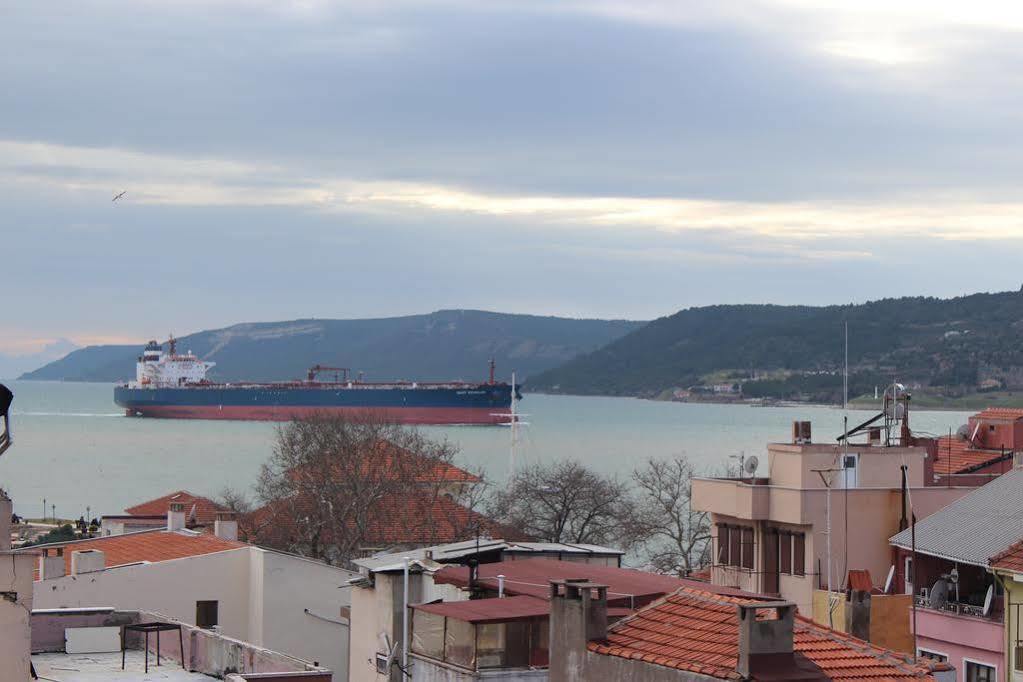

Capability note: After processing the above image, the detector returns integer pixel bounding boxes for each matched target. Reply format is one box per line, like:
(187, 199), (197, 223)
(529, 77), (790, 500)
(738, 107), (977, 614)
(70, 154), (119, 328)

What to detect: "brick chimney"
(549, 579), (608, 682)
(213, 511), (238, 541)
(167, 502), (186, 531)
(736, 601), (802, 679)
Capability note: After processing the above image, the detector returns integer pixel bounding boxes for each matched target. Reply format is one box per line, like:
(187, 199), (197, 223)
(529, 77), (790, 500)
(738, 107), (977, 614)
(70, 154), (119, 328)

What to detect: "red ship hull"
(123, 404), (509, 425)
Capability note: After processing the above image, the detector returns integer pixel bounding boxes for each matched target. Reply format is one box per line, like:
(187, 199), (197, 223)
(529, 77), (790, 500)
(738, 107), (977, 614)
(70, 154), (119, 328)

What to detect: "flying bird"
(112, 190), (127, 202)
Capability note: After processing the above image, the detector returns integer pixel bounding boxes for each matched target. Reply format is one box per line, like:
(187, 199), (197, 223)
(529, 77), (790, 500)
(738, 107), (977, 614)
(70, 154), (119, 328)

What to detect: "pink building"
(889, 466), (1023, 682)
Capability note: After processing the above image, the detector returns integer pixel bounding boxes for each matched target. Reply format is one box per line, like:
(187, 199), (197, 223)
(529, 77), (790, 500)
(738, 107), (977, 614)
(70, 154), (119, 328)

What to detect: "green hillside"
(528, 290), (1023, 403)
(21, 310), (644, 383)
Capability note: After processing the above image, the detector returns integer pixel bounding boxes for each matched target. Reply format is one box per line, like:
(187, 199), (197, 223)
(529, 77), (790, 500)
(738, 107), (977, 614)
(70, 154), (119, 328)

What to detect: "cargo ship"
(113, 338), (521, 424)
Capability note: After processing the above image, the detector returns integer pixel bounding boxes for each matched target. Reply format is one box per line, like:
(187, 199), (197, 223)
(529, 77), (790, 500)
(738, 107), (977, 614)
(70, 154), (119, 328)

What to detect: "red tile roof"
(412, 595), (549, 624)
(433, 558), (751, 609)
(932, 436), (1008, 475)
(589, 587), (947, 681)
(26, 530), (246, 578)
(124, 490), (226, 526)
(990, 538), (1023, 572)
(974, 408), (1023, 421)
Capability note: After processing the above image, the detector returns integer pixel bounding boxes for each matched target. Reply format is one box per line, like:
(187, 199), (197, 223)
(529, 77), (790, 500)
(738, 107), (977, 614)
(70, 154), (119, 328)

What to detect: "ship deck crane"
(307, 365), (351, 383)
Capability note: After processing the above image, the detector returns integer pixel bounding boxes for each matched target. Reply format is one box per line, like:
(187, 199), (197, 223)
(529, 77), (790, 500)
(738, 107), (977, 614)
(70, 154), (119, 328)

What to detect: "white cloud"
(5, 139), (1023, 247)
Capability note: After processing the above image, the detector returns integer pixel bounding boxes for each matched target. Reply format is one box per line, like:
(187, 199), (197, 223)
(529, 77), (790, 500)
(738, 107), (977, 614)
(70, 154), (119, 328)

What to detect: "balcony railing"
(912, 595), (998, 620)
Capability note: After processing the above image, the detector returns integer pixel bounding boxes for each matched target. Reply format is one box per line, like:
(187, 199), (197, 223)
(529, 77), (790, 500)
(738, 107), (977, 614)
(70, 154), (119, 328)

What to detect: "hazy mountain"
(0, 338), (79, 381)
(20, 310), (643, 383)
(528, 290), (1023, 402)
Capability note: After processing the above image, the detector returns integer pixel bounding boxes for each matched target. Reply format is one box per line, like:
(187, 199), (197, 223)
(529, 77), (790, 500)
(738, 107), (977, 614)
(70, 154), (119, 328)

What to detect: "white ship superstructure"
(132, 337), (214, 388)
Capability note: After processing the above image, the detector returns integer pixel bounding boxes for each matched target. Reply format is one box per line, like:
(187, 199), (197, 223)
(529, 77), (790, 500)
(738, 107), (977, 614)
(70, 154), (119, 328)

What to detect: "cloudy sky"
(4, 0), (1023, 356)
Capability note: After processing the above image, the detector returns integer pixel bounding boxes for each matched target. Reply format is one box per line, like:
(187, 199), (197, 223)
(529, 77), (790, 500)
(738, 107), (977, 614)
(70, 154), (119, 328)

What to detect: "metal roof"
(412, 595), (549, 624)
(353, 538), (623, 573)
(890, 466), (1023, 566)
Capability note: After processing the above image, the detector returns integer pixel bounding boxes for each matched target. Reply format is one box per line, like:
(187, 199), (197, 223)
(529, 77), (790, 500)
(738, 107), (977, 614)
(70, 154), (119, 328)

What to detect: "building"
(692, 421), (973, 614)
(989, 540), (1023, 682)
(889, 465), (1023, 682)
(928, 409), (1023, 486)
(551, 579), (954, 681)
(0, 491), (35, 680)
(31, 607), (331, 681)
(351, 549), (747, 682)
(102, 489), (228, 535)
(22, 504), (357, 679)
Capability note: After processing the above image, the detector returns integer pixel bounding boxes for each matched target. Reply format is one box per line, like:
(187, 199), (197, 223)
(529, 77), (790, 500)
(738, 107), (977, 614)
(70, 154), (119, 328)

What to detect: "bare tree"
(488, 460), (637, 549)
(217, 487), (252, 514)
(632, 456), (711, 576)
(249, 413), (486, 567)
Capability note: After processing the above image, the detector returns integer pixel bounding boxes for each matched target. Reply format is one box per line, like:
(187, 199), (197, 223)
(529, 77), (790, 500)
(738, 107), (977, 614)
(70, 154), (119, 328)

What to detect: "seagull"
(112, 190), (127, 202)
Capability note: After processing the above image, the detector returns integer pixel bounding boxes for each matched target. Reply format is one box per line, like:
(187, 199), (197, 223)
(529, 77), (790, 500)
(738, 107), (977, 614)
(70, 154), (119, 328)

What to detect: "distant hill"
(528, 290), (1023, 402)
(20, 310), (644, 383)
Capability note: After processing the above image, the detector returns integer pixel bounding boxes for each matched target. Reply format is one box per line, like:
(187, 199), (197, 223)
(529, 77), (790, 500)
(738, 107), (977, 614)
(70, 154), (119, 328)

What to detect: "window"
(965, 660), (996, 682)
(717, 525), (729, 565)
(196, 600), (218, 629)
(917, 649), (948, 663)
(741, 527), (754, 570)
(780, 532), (792, 575)
(793, 533), (805, 576)
(375, 653), (389, 674)
(729, 526), (741, 567)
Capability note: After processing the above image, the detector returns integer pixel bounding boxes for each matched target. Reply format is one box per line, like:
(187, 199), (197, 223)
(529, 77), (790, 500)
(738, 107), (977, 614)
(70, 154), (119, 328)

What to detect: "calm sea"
(0, 381), (973, 519)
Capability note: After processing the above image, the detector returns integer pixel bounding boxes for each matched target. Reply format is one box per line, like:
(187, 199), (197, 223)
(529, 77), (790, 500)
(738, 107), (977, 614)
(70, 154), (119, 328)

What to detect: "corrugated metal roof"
(890, 466), (1023, 565)
(412, 595), (549, 623)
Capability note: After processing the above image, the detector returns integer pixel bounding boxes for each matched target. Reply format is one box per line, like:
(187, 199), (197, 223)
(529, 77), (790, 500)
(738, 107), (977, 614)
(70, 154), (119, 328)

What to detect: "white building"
(23, 506), (357, 679)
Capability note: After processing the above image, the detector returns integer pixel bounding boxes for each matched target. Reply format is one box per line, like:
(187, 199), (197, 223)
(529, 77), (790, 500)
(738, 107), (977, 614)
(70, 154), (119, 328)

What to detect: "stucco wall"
(0, 551), (36, 681)
(31, 547), (354, 681)
(914, 606), (1004, 682)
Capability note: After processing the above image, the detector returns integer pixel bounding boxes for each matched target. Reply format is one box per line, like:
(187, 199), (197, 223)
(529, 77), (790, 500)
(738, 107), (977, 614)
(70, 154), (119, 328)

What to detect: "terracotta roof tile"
(974, 408), (1023, 421)
(24, 530), (245, 578)
(991, 538), (1023, 572)
(931, 436), (1009, 475)
(588, 586), (947, 681)
(124, 490), (226, 525)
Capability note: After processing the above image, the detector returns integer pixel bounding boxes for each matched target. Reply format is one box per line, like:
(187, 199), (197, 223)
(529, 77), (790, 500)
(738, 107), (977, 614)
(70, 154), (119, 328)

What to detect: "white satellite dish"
(982, 584), (994, 616)
(743, 456), (759, 476)
(883, 565), (895, 594)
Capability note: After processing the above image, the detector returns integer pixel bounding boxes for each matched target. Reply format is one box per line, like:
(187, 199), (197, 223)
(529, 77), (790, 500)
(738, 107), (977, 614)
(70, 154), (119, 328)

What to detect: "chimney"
(39, 549), (66, 580)
(167, 502), (186, 531)
(70, 549), (105, 575)
(549, 579), (608, 682)
(214, 511), (238, 541)
(736, 601), (801, 679)
(792, 421), (812, 444)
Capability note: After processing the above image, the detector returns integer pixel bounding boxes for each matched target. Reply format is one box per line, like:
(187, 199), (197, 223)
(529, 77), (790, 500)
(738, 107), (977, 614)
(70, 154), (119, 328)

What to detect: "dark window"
(196, 600), (218, 628)
(729, 526), (741, 567)
(918, 650), (948, 663)
(717, 525), (730, 565)
(763, 529), (779, 594)
(741, 527), (754, 570)
(965, 660), (996, 682)
(780, 532), (792, 575)
(376, 653), (389, 674)
(793, 533), (805, 576)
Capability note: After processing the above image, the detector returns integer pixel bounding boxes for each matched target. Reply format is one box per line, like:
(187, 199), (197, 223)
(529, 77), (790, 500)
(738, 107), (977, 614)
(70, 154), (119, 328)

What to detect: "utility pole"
(813, 467), (842, 628)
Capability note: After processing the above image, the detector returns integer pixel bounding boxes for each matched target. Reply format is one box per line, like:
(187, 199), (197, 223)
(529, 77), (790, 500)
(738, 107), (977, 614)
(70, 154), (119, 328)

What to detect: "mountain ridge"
(21, 309), (645, 383)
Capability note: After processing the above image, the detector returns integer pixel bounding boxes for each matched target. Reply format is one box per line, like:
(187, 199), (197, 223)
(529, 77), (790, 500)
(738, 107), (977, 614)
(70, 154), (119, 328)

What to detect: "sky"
(5, 0), (1023, 356)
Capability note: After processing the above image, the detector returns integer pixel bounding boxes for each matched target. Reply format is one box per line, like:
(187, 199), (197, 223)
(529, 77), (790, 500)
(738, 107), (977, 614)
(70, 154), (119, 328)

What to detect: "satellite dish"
(928, 579), (948, 609)
(956, 424), (971, 439)
(743, 456), (759, 475)
(884, 565), (895, 594)
(982, 584), (994, 616)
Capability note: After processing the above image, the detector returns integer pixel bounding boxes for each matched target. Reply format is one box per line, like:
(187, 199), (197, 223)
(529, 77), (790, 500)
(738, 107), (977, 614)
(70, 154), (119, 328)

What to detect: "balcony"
(691, 477), (772, 521)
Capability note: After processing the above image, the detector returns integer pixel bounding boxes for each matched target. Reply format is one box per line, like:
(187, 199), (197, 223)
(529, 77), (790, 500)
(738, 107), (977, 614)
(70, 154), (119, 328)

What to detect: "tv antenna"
(490, 370), (528, 473)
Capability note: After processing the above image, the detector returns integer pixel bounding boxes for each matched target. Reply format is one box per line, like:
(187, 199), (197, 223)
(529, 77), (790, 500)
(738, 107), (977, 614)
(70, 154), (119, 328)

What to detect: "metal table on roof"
(121, 622), (185, 673)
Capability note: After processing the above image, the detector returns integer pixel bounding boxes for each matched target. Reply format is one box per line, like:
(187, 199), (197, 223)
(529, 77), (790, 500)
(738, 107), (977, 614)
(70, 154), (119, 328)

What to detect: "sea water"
(0, 381), (972, 518)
